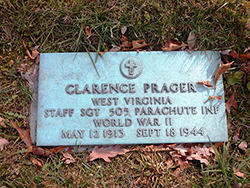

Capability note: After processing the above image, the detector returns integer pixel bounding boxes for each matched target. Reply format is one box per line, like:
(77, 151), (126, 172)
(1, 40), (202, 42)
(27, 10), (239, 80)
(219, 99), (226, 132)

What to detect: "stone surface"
(36, 51), (228, 146)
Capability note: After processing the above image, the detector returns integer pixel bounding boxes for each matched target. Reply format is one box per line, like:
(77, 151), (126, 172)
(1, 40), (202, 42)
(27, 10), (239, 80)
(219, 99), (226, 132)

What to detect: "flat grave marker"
(36, 51), (228, 146)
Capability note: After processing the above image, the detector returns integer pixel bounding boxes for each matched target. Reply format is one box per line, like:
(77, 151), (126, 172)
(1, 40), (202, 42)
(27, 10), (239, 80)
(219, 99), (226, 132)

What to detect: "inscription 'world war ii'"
(36, 52), (228, 146)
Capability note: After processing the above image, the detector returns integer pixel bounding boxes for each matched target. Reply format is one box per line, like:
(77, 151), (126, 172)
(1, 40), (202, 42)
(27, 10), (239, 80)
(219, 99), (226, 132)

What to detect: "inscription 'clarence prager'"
(65, 82), (197, 95)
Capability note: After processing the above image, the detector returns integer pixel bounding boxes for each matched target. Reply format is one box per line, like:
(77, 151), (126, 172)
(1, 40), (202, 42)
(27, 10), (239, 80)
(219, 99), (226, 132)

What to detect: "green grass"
(0, 0), (250, 187)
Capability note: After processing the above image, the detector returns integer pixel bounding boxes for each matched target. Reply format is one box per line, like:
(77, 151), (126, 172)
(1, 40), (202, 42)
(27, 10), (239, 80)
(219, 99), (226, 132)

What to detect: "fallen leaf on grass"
(186, 153), (209, 165)
(204, 95), (223, 103)
(31, 158), (43, 168)
(229, 50), (239, 59)
(187, 147), (194, 155)
(225, 90), (238, 113)
(193, 145), (211, 157)
(48, 146), (67, 154)
(162, 39), (188, 52)
(239, 54), (250, 60)
(9, 60), (14, 67)
(172, 167), (181, 177)
(62, 152), (75, 164)
(131, 40), (150, 50)
(238, 141), (247, 153)
(20, 66), (39, 85)
(165, 157), (173, 166)
(121, 26), (127, 35)
(22, 40), (39, 61)
(109, 44), (120, 52)
(219, 50), (231, 55)
(121, 35), (129, 42)
(144, 144), (172, 152)
(98, 52), (105, 56)
(209, 142), (223, 155)
(89, 145), (129, 162)
(11, 122), (32, 147)
(120, 41), (132, 50)
(197, 81), (214, 88)
(233, 128), (241, 143)
(214, 61), (234, 86)
(35, 54), (40, 65)
(234, 171), (245, 178)
(0, 138), (9, 151)
(232, 180), (242, 188)
(171, 144), (190, 156)
(22, 40), (32, 59)
(0, 116), (8, 128)
(33, 147), (50, 157)
(178, 158), (190, 171)
(243, 46), (250, 53)
(31, 50), (39, 60)
(85, 26), (91, 38)
(187, 31), (196, 50)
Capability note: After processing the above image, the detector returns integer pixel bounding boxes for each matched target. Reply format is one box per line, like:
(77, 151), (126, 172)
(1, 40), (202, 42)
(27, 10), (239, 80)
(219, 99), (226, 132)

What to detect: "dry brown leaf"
(204, 95), (223, 103)
(214, 61), (234, 86)
(121, 41), (132, 48)
(229, 50), (239, 59)
(165, 157), (173, 166)
(20, 66), (39, 85)
(238, 141), (247, 153)
(186, 153), (209, 165)
(225, 90), (238, 113)
(220, 50), (231, 55)
(233, 128), (241, 143)
(209, 142), (223, 154)
(62, 152), (75, 164)
(0, 138), (9, 151)
(9, 60), (14, 67)
(109, 44), (120, 52)
(232, 180), (242, 188)
(22, 40), (39, 61)
(121, 26), (127, 35)
(178, 158), (191, 171)
(0, 117), (8, 128)
(35, 54), (40, 65)
(47, 146), (66, 154)
(11, 122), (32, 147)
(187, 31), (196, 50)
(243, 46), (250, 53)
(131, 40), (150, 50)
(193, 145), (211, 157)
(234, 171), (245, 178)
(171, 144), (190, 156)
(144, 144), (172, 152)
(31, 158), (43, 168)
(22, 40), (33, 60)
(31, 50), (39, 60)
(25, 146), (34, 156)
(214, 142), (223, 150)
(197, 81), (214, 88)
(85, 26), (91, 38)
(172, 167), (181, 177)
(162, 39), (188, 52)
(89, 145), (129, 162)
(99, 52), (105, 56)
(121, 35), (129, 42)
(239, 54), (250, 59)
(33, 147), (50, 157)
(187, 147), (194, 155)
